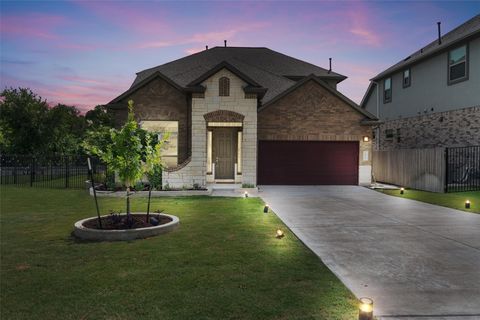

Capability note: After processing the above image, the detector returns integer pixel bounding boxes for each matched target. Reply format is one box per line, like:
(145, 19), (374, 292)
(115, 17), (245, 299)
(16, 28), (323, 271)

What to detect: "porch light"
(264, 204), (269, 213)
(363, 136), (369, 142)
(244, 191), (249, 198)
(358, 297), (373, 320)
(465, 200), (471, 209)
(400, 187), (405, 195)
(276, 229), (284, 238)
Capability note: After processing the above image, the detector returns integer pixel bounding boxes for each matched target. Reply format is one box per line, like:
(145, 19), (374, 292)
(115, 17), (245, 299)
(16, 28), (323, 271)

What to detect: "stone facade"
(111, 77), (190, 163)
(376, 105), (480, 150)
(163, 68), (257, 187)
(258, 80), (373, 184)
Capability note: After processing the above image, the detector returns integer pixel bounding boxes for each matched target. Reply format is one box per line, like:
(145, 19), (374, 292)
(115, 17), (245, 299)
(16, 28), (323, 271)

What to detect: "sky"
(1, 1), (479, 112)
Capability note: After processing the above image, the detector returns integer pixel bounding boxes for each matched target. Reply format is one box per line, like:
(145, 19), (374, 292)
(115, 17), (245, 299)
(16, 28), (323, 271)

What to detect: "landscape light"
(244, 191), (249, 198)
(465, 200), (471, 209)
(400, 187), (405, 195)
(363, 136), (369, 142)
(264, 204), (269, 213)
(358, 297), (373, 320)
(276, 229), (284, 238)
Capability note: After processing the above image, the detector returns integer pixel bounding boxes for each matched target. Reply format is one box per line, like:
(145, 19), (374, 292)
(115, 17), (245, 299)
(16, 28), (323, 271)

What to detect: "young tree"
(83, 100), (167, 223)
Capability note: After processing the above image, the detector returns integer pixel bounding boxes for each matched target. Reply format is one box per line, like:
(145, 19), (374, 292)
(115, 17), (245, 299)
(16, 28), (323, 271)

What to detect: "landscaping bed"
(1, 186), (357, 319)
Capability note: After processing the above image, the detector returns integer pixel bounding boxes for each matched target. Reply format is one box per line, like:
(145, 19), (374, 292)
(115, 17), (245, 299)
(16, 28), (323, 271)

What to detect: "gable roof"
(371, 14), (480, 81)
(116, 46), (346, 105)
(260, 74), (378, 121)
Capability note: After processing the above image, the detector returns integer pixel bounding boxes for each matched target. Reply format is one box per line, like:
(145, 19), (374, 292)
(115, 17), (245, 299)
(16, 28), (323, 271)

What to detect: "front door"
(212, 128), (237, 180)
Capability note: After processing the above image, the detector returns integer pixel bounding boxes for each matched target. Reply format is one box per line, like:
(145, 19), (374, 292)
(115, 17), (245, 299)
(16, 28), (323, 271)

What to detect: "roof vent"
(437, 21), (442, 45)
(206, 45), (208, 50)
(224, 40), (227, 47)
(328, 58), (332, 73)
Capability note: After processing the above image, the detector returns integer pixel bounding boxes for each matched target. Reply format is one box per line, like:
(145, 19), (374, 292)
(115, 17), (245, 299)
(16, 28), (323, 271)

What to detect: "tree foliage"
(0, 87), (114, 156)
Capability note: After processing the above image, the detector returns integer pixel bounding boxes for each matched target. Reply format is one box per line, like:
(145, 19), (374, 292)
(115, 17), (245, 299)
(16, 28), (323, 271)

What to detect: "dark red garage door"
(258, 141), (359, 185)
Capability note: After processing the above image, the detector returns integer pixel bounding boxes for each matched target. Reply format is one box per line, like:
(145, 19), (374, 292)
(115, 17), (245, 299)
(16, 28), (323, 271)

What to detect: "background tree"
(46, 104), (86, 154)
(85, 105), (114, 128)
(0, 88), (50, 155)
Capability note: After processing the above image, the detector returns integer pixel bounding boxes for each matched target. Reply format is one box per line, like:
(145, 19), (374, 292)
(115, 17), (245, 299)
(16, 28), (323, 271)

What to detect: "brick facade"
(258, 80), (373, 184)
(376, 106), (480, 150)
(110, 77), (190, 163)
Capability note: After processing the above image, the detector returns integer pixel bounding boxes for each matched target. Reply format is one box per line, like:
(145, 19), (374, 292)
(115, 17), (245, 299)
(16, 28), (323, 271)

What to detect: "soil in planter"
(83, 214), (172, 230)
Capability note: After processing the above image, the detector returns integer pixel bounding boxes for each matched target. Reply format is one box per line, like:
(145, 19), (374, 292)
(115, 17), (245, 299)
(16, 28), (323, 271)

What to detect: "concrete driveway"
(259, 186), (480, 319)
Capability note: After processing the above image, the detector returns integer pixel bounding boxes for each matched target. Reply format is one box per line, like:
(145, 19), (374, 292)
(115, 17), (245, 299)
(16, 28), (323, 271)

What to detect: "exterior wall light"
(363, 136), (369, 142)
(244, 191), (249, 198)
(264, 204), (269, 213)
(400, 187), (405, 195)
(276, 229), (284, 238)
(465, 200), (471, 209)
(358, 297), (373, 320)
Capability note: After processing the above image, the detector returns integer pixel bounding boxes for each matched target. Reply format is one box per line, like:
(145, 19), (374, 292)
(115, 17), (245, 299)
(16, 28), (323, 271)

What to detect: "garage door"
(258, 141), (359, 185)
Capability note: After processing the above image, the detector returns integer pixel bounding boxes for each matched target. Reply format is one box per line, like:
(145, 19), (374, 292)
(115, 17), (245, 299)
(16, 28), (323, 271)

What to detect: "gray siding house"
(361, 14), (480, 150)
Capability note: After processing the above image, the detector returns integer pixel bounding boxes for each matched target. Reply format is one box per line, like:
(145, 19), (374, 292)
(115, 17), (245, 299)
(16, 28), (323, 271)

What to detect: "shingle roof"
(127, 46), (347, 104)
(371, 14), (480, 81)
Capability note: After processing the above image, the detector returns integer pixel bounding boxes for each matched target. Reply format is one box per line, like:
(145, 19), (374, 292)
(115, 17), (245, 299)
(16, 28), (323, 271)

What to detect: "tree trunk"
(126, 186), (131, 224)
(146, 186), (152, 223)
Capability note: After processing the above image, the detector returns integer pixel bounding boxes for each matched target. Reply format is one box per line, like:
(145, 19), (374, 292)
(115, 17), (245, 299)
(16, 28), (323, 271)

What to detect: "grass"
(377, 188), (480, 213)
(0, 187), (357, 320)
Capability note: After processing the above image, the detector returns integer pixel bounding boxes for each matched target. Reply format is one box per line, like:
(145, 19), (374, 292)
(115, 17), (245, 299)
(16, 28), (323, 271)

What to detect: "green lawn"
(378, 189), (480, 213)
(0, 187), (357, 320)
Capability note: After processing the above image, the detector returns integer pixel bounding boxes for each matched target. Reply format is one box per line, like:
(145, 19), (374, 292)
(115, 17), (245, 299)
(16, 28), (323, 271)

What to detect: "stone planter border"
(74, 213), (179, 241)
(89, 188), (212, 197)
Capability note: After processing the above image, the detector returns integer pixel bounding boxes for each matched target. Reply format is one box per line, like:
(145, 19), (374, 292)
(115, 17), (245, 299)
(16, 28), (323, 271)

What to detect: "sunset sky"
(1, 1), (479, 112)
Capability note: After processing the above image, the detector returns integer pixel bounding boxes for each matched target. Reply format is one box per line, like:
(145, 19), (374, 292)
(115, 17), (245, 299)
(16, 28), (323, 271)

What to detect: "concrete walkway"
(259, 186), (480, 319)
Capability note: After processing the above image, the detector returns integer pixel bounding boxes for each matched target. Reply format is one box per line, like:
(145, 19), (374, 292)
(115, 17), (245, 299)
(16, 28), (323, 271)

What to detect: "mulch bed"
(82, 214), (172, 230)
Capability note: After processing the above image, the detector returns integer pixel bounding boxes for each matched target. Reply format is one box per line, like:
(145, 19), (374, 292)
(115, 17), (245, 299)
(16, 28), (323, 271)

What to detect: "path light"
(264, 204), (269, 213)
(465, 200), (471, 209)
(358, 297), (373, 320)
(363, 136), (369, 142)
(400, 187), (405, 195)
(276, 229), (284, 239)
(244, 191), (249, 198)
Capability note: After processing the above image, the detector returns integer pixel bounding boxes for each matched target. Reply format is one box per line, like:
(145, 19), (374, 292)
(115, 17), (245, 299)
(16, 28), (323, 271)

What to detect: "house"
(107, 46), (378, 188)
(361, 14), (480, 150)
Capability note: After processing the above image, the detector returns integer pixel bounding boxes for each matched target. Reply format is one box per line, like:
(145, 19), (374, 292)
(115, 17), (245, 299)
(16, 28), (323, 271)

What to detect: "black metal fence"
(0, 154), (107, 189)
(446, 146), (480, 193)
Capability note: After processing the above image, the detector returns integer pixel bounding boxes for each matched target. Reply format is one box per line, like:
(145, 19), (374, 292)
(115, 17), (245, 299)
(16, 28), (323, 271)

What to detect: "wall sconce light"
(400, 187), (405, 195)
(276, 229), (284, 238)
(465, 200), (471, 209)
(264, 204), (269, 213)
(358, 297), (373, 320)
(244, 191), (249, 198)
(363, 136), (369, 142)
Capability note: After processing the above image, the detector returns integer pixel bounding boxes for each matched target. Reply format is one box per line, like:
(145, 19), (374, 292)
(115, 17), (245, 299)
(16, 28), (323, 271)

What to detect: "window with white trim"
(384, 77), (392, 103)
(140, 120), (178, 168)
(448, 45), (468, 84)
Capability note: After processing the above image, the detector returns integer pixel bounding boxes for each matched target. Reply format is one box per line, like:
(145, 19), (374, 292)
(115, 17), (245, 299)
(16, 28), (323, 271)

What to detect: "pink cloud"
(0, 13), (66, 40)
(137, 22), (269, 49)
(345, 4), (382, 47)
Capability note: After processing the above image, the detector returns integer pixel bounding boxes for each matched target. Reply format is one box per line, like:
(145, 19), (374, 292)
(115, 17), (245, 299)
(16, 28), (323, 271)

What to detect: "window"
(448, 45), (468, 84)
(140, 120), (178, 168)
(219, 77), (230, 96)
(403, 69), (411, 88)
(383, 77), (392, 103)
(385, 129), (394, 140)
(207, 131), (213, 173)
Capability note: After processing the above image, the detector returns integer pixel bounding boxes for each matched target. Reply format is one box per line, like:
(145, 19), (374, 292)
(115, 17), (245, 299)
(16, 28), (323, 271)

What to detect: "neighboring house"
(107, 46), (378, 188)
(361, 14), (480, 150)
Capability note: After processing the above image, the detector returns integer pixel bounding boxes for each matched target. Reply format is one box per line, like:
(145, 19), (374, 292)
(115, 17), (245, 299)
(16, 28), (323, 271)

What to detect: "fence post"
(65, 157), (69, 188)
